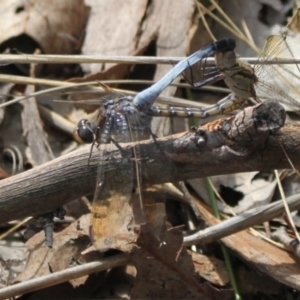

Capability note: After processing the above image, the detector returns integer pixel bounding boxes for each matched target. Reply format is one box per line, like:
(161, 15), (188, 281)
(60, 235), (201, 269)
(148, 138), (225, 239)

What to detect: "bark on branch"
(0, 99), (298, 224)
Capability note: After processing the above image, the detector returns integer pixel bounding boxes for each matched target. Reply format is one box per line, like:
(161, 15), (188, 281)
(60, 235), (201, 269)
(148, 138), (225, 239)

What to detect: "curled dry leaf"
(0, 92), (26, 171)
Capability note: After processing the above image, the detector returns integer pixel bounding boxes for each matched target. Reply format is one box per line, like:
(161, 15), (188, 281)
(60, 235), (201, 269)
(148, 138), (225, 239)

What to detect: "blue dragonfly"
(75, 38), (236, 251)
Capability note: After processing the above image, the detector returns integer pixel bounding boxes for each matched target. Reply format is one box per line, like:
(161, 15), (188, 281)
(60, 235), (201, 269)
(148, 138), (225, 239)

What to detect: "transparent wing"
(254, 9), (300, 111)
(92, 110), (135, 251)
(89, 39), (239, 250)
(91, 98), (148, 252)
(59, 82), (124, 113)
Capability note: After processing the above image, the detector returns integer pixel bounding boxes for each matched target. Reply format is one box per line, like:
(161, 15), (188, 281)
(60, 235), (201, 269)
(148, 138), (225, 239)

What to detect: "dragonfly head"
(75, 119), (97, 144)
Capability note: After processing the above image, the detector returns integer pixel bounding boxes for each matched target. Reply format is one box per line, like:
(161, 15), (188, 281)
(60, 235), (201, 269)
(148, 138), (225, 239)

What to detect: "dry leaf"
(92, 186), (168, 252)
(15, 214), (91, 285)
(92, 188), (139, 252)
(21, 85), (54, 166)
(82, 0), (148, 73)
(189, 250), (229, 286)
(0, 0), (89, 55)
(131, 226), (209, 300)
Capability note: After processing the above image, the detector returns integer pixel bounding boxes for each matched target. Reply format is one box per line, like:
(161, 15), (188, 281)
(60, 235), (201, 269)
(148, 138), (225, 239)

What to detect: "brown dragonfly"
(178, 9), (300, 119)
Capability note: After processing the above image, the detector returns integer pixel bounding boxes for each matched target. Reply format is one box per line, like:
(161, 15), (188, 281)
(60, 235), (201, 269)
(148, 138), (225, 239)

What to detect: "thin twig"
(0, 253), (130, 300)
(184, 193), (300, 246)
(0, 54), (299, 65)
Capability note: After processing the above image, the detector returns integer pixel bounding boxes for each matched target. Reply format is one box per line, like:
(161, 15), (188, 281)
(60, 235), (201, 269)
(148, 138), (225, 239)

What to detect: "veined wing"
(63, 83), (127, 114)
(219, 9), (300, 113)
(77, 40), (239, 251)
(184, 9), (300, 118)
(88, 93), (149, 252)
(253, 9), (300, 111)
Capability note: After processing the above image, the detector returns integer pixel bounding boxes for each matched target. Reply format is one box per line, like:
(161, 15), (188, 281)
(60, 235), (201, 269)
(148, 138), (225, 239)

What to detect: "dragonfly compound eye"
(76, 119), (96, 144)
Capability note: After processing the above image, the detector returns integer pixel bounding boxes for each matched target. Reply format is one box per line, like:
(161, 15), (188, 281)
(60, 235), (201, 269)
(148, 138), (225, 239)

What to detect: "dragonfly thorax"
(102, 96), (136, 115)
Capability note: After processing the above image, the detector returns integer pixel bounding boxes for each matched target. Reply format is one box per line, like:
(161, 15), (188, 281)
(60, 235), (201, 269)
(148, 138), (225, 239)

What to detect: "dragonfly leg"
(145, 126), (158, 141)
(184, 59), (224, 88)
(110, 137), (126, 154)
(87, 134), (99, 166)
(23, 207), (66, 247)
(144, 126), (169, 159)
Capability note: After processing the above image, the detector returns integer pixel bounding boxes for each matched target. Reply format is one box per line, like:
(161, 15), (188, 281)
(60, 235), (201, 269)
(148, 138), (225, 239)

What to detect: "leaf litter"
(0, 0), (300, 299)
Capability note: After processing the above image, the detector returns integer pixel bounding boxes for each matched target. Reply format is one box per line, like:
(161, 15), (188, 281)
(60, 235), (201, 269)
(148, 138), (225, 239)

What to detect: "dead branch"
(0, 100), (299, 224)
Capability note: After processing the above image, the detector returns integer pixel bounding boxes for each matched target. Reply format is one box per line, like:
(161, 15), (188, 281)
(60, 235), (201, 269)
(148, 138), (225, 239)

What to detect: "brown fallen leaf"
(15, 214), (92, 286)
(0, 0), (89, 55)
(131, 226), (209, 300)
(92, 185), (168, 252)
(21, 84), (54, 166)
(81, 0), (148, 73)
(189, 250), (229, 286)
(92, 188), (139, 252)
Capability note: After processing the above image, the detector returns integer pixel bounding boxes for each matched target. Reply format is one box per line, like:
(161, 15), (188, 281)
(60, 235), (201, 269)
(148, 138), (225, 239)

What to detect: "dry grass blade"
(0, 75), (227, 109)
(234, 0), (255, 44)
(207, 178), (285, 248)
(0, 54), (300, 66)
(0, 74), (231, 92)
(198, 2), (216, 41)
(274, 170), (300, 242)
(0, 54), (189, 65)
(38, 105), (76, 136)
(196, 0), (261, 53)
(0, 217), (32, 240)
